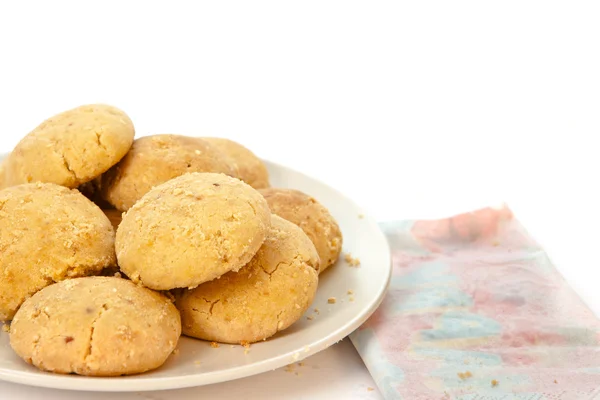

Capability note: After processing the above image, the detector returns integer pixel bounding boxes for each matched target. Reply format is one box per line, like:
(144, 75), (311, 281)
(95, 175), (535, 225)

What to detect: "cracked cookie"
(101, 134), (238, 212)
(259, 188), (342, 274)
(115, 172), (271, 291)
(9, 276), (181, 376)
(0, 183), (116, 322)
(176, 215), (319, 344)
(202, 137), (270, 189)
(1, 104), (134, 189)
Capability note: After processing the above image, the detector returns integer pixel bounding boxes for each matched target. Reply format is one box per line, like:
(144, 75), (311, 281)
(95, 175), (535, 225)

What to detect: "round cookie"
(3, 104), (134, 189)
(0, 183), (116, 321)
(101, 134), (238, 211)
(9, 277), (181, 377)
(176, 215), (319, 344)
(202, 137), (270, 189)
(259, 188), (342, 273)
(116, 172), (271, 290)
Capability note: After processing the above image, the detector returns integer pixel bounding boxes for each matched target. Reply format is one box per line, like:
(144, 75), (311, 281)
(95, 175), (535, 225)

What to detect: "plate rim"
(0, 157), (392, 392)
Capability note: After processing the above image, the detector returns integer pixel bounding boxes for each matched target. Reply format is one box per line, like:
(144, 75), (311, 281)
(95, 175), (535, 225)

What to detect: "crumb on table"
(307, 316), (314, 320)
(298, 362), (305, 367)
(210, 341), (220, 348)
(349, 296), (355, 302)
(458, 371), (472, 380)
(328, 297), (336, 304)
(240, 341), (250, 349)
(367, 387), (374, 391)
(285, 364), (295, 373)
(344, 253), (361, 267)
(314, 308), (320, 314)
(491, 379), (499, 387)
(347, 289), (354, 295)
(1, 324), (9, 333)
(554, 379), (558, 384)
(172, 348), (180, 355)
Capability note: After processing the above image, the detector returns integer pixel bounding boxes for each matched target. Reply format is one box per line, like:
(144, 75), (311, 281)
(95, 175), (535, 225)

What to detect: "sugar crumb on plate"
(458, 371), (472, 380)
(210, 341), (220, 348)
(328, 297), (336, 304)
(344, 253), (361, 267)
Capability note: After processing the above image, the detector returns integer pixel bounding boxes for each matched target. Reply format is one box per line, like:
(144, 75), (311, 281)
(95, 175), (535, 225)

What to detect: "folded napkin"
(350, 206), (600, 399)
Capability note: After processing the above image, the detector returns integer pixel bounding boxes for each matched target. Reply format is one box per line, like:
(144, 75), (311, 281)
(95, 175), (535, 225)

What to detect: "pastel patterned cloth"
(350, 206), (600, 400)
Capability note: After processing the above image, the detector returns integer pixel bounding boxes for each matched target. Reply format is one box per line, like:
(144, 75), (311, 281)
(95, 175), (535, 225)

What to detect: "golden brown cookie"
(9, 277), (181, 377)
(176, 215), (319, 344)
(202, 137), (270, 189)
(259, 188), (342, 273)
(3, 104), (134, 189)
(116, 172), (271, 291)
(0, 183), (116, 321)
(101, 134), (238, 211)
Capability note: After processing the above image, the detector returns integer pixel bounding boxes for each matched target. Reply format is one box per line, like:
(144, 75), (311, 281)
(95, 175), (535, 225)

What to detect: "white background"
(0, 1), (599, 399)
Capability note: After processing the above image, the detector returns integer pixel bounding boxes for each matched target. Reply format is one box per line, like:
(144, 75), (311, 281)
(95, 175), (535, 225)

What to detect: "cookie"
(102, 209), (123, 230)
(3, 104), (134, 189)
(101, 134), (238, 211)
(116, 172), (271, 290)
(0, 183), (116, 321)
(0, 159), (6, 189)
(176, 215), (319, 344)
(202, 137), (270, 189)
(259, 188), (342, 273)
(9, 276), (181, 376)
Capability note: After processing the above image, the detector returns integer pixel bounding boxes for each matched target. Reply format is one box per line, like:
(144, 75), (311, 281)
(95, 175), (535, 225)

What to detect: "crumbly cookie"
(102, 209), (123, 230)
(0, 183), (116, 321)
(9, 276), (181, 376)
(116, 172), (271, 290)
(202, 137), (270, 189)
(101, 134), (238, 211)
(3, 104), (134, 189)
(259, 188), (342, 273)
(176, 215), (319, 344)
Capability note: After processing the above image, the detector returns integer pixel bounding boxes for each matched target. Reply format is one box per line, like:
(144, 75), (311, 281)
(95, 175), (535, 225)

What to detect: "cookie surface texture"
(176, 215), (319, 344)
(9, 277), (181, 376)
(3, 104), (134, 188)
(202, 137), (270, 189)
(102, 134), (238, 211)
(259, 188), (342, 273)
(116, 172), (271, 290)
(0, 183), (116, 321)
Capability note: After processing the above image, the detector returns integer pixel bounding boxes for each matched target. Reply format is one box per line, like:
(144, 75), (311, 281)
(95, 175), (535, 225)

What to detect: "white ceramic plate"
(0, 157), (391, 392)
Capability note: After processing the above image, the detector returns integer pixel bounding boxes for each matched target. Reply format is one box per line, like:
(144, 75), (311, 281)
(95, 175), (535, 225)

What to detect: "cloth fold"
(350, 205), (600, 399)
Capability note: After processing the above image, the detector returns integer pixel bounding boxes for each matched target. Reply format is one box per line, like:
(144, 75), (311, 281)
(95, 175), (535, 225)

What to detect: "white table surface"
(1, 2), (600, 398)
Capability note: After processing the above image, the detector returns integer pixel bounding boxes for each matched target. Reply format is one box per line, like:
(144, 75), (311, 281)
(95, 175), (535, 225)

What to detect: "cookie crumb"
(554, 379), (558, 384)
(210, 341), (220, 348)
(491, 379), (499, 387)
(344, 253), (361, 267)
(307, 316), (314, 320)
(367, 387), (374, 391)
(244, 348), (250, 355)
(314, 308), (320, 314)
(285, 364), (295, 373)
(349, 296), (355, 302)
(1, 324), (9, 333)
(458, 371), (472, 380)
(347, 289), (354, 295)
(240, 341), (250, 349)
(64, 336), (74, 343)
(194, 360), (201, 365)
(328, 297), (336, 304)
(492, 240), (500, 246)
(358, 214), (364, 219)
(113, 271), (122, 278)
(298, 362), (305, 367)
(172, 348), (180, 355)
(292, 352), (300, 361)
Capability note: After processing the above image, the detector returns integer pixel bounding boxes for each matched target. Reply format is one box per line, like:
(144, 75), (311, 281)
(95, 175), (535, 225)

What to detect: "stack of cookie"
(0, 104), (343, 377)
